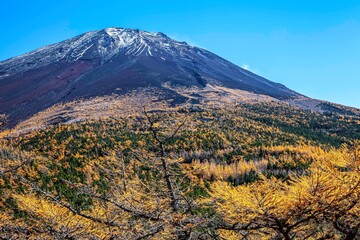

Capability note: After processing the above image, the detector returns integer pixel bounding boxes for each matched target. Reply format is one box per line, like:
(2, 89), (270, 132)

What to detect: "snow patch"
(147, 48), (153, 56)
(72, 43), (94, 61)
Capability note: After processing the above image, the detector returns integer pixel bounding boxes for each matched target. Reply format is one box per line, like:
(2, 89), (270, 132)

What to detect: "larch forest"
(0, 101), (359, 239)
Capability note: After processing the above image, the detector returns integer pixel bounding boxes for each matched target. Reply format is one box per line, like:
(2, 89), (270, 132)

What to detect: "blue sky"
(1, 0), (359, 108)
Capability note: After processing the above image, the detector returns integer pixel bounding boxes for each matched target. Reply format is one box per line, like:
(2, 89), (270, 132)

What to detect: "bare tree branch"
(143, 106), (187, 212)
(16, 175), (127, 229)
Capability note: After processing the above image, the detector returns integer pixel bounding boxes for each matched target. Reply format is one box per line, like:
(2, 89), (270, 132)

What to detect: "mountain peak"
(0, 27), (192, 76)
(103, 27), (170, 40)
(0, 27), (306, 126)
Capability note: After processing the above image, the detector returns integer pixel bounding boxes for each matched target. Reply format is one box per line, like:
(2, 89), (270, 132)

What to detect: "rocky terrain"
(3, 27), (354, 129)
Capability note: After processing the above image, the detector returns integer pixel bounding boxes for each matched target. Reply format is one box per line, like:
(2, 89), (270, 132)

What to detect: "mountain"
(1, 28), (360, 239)
(0, 27), (358, 128)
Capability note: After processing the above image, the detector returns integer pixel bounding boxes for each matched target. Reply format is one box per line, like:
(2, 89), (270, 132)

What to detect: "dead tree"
(143, 107), (186, 212)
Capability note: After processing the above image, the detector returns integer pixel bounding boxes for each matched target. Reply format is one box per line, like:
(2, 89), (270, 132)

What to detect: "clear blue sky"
(1, 0), (359, 108)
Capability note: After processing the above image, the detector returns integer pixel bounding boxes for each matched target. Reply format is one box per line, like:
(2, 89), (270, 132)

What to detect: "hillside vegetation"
(0, 102), (359, 239)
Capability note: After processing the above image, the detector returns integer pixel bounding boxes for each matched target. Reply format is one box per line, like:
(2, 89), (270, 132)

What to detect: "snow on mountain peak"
(0, 27), (306, 127)
(0, 27), (198, 77)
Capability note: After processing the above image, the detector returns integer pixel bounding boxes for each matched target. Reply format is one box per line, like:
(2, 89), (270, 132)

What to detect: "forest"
(0, 102), (359, 239)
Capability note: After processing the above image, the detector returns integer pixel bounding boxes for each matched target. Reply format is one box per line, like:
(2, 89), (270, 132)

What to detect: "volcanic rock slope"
(0, 27), (353, 126)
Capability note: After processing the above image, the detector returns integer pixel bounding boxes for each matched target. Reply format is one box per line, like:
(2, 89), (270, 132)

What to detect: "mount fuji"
(0, 27), (357, 127)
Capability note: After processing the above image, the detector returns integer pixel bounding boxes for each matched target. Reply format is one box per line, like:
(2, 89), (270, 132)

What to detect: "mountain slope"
(0, 27), (304, 126)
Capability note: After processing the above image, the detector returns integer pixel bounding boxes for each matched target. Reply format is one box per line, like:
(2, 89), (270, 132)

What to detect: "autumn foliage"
(0, 103), (359, 239)
(210, 145), (360, 239)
